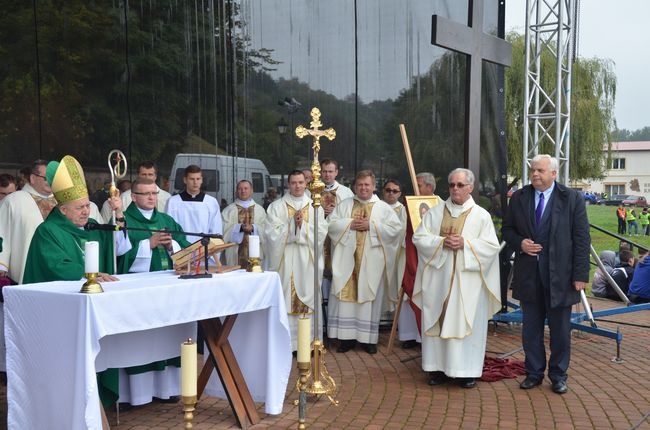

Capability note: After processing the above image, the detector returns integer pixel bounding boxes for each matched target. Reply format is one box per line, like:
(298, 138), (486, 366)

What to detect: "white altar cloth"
(4, 270), (291, 430)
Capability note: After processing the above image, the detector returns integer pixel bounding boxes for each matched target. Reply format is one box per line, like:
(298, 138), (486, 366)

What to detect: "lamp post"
(379, 156), (385, 187)
(276, 117), (288, 174)
(278, 97), (301, 166)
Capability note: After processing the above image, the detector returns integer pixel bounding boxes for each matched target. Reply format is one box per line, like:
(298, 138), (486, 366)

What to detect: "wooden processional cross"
(431, 0), (512, 187)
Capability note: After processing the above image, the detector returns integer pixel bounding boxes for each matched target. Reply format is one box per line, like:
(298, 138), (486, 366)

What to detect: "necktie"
(535, 192), (545, 225)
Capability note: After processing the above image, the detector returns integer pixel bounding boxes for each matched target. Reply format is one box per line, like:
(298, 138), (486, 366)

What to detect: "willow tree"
(505, 32), (617, 180)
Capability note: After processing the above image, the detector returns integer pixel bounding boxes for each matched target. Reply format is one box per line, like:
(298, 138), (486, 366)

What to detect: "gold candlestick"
(182, 395), (197, 429)
(80, 272), (104, 294)
(247, 257), (263, 272)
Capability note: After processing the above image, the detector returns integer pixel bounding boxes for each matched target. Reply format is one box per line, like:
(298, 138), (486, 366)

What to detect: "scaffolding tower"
(522, 0), (577, 185)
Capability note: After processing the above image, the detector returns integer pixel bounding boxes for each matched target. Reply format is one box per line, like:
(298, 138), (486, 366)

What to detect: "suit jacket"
(502, 182), (590, 308)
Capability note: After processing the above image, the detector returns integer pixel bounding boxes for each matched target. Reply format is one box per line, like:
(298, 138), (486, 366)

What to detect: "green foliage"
(504, 32), (617, 180)
(613, 126), (650, 141)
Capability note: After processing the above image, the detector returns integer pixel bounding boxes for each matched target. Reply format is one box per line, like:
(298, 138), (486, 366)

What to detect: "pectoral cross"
(295, 107), (336, 207)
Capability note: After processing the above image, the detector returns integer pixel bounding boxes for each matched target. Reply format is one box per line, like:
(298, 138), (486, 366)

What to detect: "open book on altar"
(171, 237), (239, 274)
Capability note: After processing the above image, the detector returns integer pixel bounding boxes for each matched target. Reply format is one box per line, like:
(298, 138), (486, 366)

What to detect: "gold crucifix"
(295, 107), (336, 208)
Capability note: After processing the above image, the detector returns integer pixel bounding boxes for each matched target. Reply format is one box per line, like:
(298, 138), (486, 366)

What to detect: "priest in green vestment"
(116, 177), (191, 404)
(117, 178), (190, 273)
(22, 155), (131, 408)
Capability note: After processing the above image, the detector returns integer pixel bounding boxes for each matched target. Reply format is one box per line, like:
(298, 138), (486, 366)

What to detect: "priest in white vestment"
(412, 168), (501, 388)
(327, 170), (401, 354)
(222, 179), (266, 268)
(0, 160), (57, 284)
(263, 170), (327, 351)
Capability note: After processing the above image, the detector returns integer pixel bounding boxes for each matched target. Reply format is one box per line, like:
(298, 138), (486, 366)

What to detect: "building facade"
(587, 141), (650, 200)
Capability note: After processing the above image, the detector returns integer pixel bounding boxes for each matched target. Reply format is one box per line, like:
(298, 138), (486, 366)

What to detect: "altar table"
(4, 270), (291, 430)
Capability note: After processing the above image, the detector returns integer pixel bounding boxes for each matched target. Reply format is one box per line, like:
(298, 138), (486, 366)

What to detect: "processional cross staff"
(294, 108), (338, 428)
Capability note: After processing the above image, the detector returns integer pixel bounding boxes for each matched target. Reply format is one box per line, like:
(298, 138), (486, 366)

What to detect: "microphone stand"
(85, 223), (223, 279)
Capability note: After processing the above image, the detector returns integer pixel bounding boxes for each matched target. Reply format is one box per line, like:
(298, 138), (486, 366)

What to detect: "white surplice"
(412, 196), (501, 377)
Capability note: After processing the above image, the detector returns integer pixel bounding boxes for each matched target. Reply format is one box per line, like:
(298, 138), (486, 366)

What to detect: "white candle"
(181, 339), (197, 397)
(84, 241), (99, 273)
(297, 316), (311, 363)
(248, 235), (260, 258)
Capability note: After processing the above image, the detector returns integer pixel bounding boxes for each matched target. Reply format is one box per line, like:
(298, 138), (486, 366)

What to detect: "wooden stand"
(197, 316), (260, 429)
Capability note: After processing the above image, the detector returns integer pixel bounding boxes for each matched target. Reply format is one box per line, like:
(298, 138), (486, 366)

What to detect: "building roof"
(608, 141), (650, 151)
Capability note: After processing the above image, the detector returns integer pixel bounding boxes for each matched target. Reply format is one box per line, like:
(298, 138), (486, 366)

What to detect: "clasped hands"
(442, 233), (464, 250)
(150, 230), (173, 250)
(350, 214), (369, 231)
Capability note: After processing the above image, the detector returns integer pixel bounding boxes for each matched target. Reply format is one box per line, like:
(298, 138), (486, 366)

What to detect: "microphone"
(84, 222), (123, 231)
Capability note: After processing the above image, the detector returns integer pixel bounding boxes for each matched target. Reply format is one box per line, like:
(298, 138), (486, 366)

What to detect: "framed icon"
(405, 195), (440, 230)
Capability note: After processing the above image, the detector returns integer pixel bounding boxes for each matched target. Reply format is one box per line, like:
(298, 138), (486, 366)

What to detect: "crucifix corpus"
(431, 0), (512, 189)
(294, 108), (338, 415)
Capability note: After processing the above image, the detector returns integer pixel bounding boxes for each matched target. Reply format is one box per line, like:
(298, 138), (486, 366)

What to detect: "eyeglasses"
(132, 191), (159, 197)
(448, 183), (469, 189)
(384, 188), (401, 194)
(32, 173), (47, 180)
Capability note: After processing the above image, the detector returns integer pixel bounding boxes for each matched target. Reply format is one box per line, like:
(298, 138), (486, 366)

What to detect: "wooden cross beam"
(432, 0), (512, 188)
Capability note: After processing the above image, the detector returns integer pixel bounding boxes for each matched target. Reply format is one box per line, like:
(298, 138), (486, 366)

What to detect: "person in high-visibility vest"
(626, 206), (639, 235)
(639, 207), (649, 236)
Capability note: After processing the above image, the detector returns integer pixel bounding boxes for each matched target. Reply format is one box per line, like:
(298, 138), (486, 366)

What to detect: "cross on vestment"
(431, 0), (512, 195)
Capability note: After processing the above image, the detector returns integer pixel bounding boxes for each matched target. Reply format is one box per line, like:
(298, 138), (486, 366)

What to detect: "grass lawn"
(587, 204), (649, 257)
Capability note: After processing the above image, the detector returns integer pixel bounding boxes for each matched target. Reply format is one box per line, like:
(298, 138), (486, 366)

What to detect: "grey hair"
(416, 172), (436, 192)
(531, 154), (559, 172)
(448, 168), (475, 185)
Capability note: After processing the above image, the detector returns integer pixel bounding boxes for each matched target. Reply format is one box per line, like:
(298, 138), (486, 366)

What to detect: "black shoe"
(552, 380), (568, 394)
(427, 371), (449, 386)
(519, 376), (543, 389)
(458, 378), (477, 389)
(364, 343), (377, 354)
(401, 340), (418, 349)
(154, 395), (181, 404)
(336, 340), (355, 353)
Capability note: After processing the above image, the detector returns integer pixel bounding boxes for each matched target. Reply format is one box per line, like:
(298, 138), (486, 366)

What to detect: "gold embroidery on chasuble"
(435, 206), (473, 329)
(322, 188), (337, 280)
(287, 203), (311, 314)
(340, 201), (375, 302)
(236, 205), (256, 268)
(32, 195), (57, 220)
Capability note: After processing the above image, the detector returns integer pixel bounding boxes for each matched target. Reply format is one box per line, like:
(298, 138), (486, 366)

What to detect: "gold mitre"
(46, 155), (88, 205)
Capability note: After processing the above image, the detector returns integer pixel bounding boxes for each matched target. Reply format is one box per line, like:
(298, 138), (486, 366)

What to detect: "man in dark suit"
(502, 154), (590, 395)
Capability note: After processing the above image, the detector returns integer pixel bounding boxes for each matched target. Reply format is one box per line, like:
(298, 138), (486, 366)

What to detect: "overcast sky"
(505, 0), (650, 131)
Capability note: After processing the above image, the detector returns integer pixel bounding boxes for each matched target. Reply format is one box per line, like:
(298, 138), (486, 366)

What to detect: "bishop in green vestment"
(22, 155), (130, 408)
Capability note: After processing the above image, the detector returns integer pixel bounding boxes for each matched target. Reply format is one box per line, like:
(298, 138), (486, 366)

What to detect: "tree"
(504, 32), (617, 180)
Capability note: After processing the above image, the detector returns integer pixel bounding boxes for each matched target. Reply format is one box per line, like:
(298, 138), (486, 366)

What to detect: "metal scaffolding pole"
(522, 0), (575, 185)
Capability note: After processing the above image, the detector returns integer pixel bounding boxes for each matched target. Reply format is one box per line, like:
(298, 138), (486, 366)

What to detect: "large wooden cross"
(432, 0), (512, 187)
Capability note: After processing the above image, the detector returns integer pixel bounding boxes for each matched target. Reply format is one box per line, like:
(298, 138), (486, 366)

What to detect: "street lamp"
(278, 97), (301, 164)
(276, 117), (288, 173)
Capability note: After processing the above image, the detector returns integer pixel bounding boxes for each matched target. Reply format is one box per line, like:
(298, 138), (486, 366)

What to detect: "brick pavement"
(2, 297), (650, 429)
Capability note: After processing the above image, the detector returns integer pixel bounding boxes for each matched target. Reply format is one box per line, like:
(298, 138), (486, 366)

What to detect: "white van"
(169, 153), (272, 205)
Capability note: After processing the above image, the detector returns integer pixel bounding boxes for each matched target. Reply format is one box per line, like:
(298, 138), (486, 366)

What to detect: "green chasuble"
(22, 207), (119, 407)
(118, 203), (191, 274)
(117, 203), (189, 380)
(23, 207), (115, 284)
